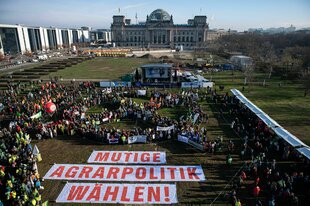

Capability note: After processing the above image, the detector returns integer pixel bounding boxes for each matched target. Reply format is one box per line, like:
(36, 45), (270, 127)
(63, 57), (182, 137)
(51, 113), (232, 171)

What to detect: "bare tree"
(244, 64), (255, 92)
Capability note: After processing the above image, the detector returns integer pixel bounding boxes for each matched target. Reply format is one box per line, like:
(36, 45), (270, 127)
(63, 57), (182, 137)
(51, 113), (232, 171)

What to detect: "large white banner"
(128, 136), (147, 144)
(56, 183), (178, 204)
(44, 164), (205, 182)
(88, 151), (166, 164)
(156, 125), (175, 131)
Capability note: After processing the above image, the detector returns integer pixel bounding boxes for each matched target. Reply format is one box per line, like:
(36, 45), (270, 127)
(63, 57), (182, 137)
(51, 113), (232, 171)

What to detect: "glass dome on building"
(149, 9), (170, 21)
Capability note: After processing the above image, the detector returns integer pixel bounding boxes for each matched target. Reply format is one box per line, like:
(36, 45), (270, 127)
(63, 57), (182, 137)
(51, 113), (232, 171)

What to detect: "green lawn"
(2, 54), (309, 205)
(42, 57), (156, 80)
(206, 70), (310, 145)
(157, 106), (188, 120)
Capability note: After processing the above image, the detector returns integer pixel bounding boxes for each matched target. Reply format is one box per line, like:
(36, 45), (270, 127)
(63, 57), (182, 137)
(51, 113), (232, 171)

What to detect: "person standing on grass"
(226, 154), (233, 166)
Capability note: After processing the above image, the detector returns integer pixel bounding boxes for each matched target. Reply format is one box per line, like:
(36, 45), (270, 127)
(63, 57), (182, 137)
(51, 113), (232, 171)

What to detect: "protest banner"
(177, 135), (188, 144)
(137, 90), (147, 96)
(128, 135), (147, 144)
(56, 183), (178, 204)
(156, 125), (174, 131)
(88, 151), (166, 164)
(30, 111), (42, 119)
(177, 135), (204, 151)
(102, 117), (109, 122)
(108, 138), (119, 144)
(44, 164), (205, 182)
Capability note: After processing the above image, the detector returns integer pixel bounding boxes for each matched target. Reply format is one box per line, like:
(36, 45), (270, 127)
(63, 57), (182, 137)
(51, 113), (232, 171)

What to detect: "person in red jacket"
(253, 185), (261, 197)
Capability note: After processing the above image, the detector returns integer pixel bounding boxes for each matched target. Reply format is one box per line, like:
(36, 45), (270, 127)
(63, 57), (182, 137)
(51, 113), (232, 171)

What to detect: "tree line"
(210, 31), (310, 96)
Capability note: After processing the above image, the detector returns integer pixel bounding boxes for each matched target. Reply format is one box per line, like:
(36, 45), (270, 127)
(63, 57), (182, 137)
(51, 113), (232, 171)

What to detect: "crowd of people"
(213, 92), (310, 206)
(0, 79), (214, 205)
(1, 78), (309, 205)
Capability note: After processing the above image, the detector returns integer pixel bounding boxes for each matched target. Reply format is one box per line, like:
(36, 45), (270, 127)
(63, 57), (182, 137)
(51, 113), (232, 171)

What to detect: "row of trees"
(210, 31), (310, 95)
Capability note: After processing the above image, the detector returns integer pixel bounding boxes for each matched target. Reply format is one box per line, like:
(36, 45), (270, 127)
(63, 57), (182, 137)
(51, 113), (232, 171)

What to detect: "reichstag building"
(111, 9), (209, 49)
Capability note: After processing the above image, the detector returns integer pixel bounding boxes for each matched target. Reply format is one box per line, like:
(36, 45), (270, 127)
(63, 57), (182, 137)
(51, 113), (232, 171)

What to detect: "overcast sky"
(1, 0), (310, 31)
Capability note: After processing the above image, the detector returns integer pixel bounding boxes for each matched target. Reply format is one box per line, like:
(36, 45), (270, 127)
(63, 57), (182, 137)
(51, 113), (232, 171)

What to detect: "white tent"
(256, 113), (280, 128)
(274, 127), (306, 148)
(231, 89), (241, 96)
(246, 102), (264, 115)
(231, 89), (309, 160)
(297, 147), (310, 160)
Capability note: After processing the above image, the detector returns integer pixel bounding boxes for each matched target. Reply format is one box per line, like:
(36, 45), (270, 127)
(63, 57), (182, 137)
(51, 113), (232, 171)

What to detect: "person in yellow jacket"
(235, 199), (242, 206)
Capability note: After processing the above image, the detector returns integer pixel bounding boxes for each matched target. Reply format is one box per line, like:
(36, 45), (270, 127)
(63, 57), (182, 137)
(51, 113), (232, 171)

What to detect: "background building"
(111, 9), (209, 49)
(0, 24), (91, 54)
(230, 55), (253, 69)
(90, 29), (112, 43)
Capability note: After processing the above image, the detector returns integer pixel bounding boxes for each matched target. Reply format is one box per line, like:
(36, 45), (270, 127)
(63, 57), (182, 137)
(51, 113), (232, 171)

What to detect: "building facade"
(111, 9), (209, 49)
(90, 29), (112, 43)
(0, 24), (91, 54)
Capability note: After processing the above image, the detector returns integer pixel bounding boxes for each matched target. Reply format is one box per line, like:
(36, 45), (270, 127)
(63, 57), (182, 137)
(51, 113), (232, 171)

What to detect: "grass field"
(42, 57), (156, 80)
(35, 57), (309, 205)
(206, 70), (310, 145)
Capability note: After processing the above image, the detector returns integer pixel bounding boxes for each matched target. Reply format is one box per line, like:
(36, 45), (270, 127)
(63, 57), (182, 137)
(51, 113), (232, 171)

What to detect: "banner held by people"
(177, 135), (204, 151)
(44, 164), (205, 182)
(177, 135), (188, 144)
(137, 90), (147, 96)
(156, 125), (174, 131)
(88, 151), (166, 164)
(128, 135), (147, 144)
(108, 138), (119, 144)
(56, 183), (178, 204)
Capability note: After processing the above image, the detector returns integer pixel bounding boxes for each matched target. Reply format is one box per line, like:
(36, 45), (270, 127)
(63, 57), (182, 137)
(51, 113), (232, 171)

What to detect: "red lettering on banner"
(124, 152), (132, 162)
(179, 167), (185, 179)
(150, 168), (158, 180)
(164, 186), (170, 202)
(153, 153), (160, 162)
(86, 184), (102, 201)
(141, 153), (150, 162)
(91, 167), (105, 179)
(111, 152), (121, 162)
(135, 167), (147, 179)
(167, 167), (177, 179)
(147, 186), (160, 202)
(106, 167), (120, 179)
(94, 152), (110, 162)
(65, 166), (79, 178)
(103, 186), (119, 201)
(78, 166), (93, 178)
(67, 185), (90, 201)
(133, 186), (144, 202)
(133, 153), (138, 162)
(187, 167), (199, 180)
(50, 166), (65, 177)
(121, 167), (134, 179)
(120, 186), (130, 202)
(160, 167), (165, 179)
